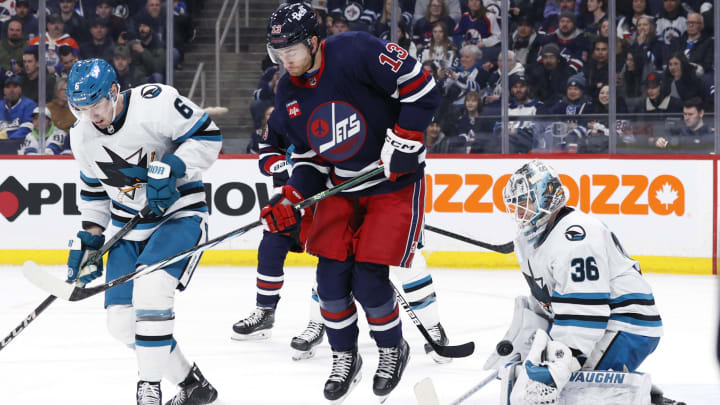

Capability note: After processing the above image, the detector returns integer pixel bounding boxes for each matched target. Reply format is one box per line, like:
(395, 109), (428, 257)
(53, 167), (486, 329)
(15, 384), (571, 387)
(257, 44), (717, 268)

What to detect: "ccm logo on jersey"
(565, 225), (586, 241)
(286, 100), (301, 118)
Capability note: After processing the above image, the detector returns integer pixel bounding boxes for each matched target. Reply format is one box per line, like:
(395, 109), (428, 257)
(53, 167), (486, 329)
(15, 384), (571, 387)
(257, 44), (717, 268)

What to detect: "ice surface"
(1, 265), (718, 404)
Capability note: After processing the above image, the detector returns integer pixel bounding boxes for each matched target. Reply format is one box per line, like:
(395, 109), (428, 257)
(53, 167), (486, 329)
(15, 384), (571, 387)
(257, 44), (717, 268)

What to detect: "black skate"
(423, 323), (452, 364)
(137, 380), (162, 405)
(373, 338), (410, 403)
(323, 348), (363, 404)
(231, 306), (275, 340)
(290, 320), (325, 361)
(651, 385), (687, 405)
(165, 363), (218, 405)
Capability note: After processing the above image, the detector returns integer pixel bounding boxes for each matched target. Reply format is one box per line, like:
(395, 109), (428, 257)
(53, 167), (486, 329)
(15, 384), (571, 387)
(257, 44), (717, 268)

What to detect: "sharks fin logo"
(96, 147), (149, 199)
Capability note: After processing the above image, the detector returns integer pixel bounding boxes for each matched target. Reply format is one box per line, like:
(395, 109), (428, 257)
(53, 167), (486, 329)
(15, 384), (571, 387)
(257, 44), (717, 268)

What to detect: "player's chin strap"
(0, 206), (153, 352)
(23, 167), (387, 303)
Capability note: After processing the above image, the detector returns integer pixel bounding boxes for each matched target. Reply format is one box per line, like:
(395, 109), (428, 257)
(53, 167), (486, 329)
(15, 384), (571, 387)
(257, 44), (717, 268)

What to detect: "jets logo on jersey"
(286, 100), (301, 118)
(96, 146), (149, 200)
(565, 225), (586, 241)
(141, 85), (162, 99)
(307, 101), (366, 162)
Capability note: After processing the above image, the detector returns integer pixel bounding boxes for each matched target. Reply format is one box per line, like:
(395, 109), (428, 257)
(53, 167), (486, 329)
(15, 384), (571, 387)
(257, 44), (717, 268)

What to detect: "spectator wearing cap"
(502, 74), (545, 152)
(21, 48), (55, 104)
(18, 106), (70, 155)
(641, 71), (682, 114)
(95, 0), (129, 43)
(130, 16), (166, 83)
(0, 19), (27, 74)
(27, 13), (80, 74)
(412, 0), (457, 51)
(0, 72), (37, 140)
(59, 0), (90, 45)
(663, 51), (708, 104)
(538, 10), (590, 73)
(113, 45), (146, 90)
(80, 17), (115, 64)
(47, 77), (75, 132)
(510, 14), (541, 66)
(669, 12), (713, 77)
(527, 42), (576, 105)
(541, 0), (580, 35)
(547, 75), (596, 117)
(452, 0), (500, 50)
(8, 1), (38, 41)
(653, 97), (713, 153)
(655, 0), (686, 46)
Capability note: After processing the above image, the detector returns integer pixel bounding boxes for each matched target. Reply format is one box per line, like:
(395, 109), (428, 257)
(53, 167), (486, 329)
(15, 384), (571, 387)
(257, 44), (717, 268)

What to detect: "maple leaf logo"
(655, 182), (678, 210)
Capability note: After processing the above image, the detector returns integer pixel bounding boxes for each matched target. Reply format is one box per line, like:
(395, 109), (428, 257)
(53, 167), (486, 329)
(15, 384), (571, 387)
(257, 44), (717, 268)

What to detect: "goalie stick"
(24, 167), (386, 302)
(393, 284), (475, 358)
(425, 225), (514, 254)
(1, 206), (152, 352)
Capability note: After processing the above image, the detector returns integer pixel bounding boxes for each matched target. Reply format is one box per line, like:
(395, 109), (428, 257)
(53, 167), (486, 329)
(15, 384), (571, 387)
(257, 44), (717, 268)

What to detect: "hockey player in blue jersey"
(489, 160), (665, 405)
(233, 124), (453, 366)
(65, 59), (221, 405)
(262, 2), (439, 403)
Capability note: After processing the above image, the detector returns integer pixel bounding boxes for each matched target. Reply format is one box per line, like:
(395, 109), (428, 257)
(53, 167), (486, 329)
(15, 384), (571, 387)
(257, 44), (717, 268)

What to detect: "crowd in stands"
(0, 0), (202, 155)
(249, 0), (718, 155)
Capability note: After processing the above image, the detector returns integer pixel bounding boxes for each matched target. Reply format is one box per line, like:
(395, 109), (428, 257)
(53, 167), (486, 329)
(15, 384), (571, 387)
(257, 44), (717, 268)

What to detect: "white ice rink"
(1, 264), (718, 405)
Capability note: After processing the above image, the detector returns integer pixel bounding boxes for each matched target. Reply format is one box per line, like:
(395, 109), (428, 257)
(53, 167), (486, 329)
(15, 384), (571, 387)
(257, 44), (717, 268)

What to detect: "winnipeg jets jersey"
(18, 126), (70, 155)
(514, 207), (663, 357)
(70, 84), (221, 241)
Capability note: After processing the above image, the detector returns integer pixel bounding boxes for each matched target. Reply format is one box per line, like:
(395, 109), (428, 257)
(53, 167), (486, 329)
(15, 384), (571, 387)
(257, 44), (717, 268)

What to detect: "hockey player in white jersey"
(491, 160), (664, 405)
(66, 58), (221, 405)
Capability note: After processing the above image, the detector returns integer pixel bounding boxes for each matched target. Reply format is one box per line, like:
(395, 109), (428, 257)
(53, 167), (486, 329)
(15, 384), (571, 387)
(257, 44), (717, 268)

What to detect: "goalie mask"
(503, 160), (566, 236)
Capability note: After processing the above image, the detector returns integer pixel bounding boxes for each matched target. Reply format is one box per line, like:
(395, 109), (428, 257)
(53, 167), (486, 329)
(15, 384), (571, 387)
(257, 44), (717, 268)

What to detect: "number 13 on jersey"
(378, 43), (408, 72)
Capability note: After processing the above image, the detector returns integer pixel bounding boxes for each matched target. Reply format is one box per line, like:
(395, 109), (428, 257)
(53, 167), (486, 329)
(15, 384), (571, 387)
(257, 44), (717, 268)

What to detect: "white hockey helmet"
(503, 160), (566, 230)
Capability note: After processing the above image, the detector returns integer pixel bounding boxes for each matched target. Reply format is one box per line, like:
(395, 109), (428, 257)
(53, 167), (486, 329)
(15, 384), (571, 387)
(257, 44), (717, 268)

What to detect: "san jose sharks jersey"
(70, 83), (222, 241)
(514, 207), (663, 358)
(268, 31), (439, 199)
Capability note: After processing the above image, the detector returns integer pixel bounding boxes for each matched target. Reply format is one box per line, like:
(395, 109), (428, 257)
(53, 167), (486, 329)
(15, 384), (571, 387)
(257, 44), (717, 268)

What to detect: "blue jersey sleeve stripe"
(23, 147), (38, 154)
(81, 194), (110, 201)
(47, 143), (62, 154)
(174, 113), (210, 144)
(553, 318), (608, 329)
(552, 292), (611, 300)
(610, 314), (663, 327)
(80, 172), (102, 186)
(189, 134), (222, 142)
(610, 293), (654, 304)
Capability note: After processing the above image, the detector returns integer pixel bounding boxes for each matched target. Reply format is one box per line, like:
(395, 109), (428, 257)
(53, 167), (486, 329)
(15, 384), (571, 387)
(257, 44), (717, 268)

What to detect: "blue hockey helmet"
(503, 160), (566, 230)
(267, 2), (319, 52)
(66, 58), (118, 108)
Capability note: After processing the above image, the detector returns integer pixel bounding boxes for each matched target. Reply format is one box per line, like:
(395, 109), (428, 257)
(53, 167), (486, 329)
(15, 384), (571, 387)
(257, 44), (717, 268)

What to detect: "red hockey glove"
(380, 124), (426, 181)
(260, 185), (305, 233)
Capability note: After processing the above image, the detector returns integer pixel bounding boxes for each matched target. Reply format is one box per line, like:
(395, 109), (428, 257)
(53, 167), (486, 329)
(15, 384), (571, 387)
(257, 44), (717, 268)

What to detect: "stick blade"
(22, 262), (74, 301)
(414, 377), (441, 405)
(434, 340), (475, 358)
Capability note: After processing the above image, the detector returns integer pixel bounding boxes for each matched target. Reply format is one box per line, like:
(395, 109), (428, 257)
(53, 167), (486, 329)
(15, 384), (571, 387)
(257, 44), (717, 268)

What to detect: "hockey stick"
(24, 167), (386, 302)
(425, 225), (514, 254)
(393, 284), (474, 358)
(1, 206), (152, 351)
(414, 370), (499, 405)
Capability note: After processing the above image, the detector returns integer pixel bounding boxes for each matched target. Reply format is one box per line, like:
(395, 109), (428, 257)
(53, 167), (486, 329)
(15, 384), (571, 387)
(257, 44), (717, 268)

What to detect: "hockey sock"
(355, 262), (402, 348)
(392, 254), (440, 327)
(164, 340), (193, 385)
(256, 232), (293, 308)
(319, 294), (359, 352)
(136, 308), (175, 382)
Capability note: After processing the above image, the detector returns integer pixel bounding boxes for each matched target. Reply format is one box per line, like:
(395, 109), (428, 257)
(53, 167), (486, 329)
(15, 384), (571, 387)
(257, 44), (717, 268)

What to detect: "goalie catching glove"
(66, 231), (105, 284)
(260, 185), (306, 233)
(381, 124), (426, 181)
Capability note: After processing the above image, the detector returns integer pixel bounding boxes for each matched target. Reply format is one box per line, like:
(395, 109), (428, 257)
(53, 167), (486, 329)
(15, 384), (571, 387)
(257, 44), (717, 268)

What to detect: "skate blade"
(231, 329), (272, 341)
(292, 348), (316, 361)
(328, 372), (362, 404)
(430, 351), (452, 364)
